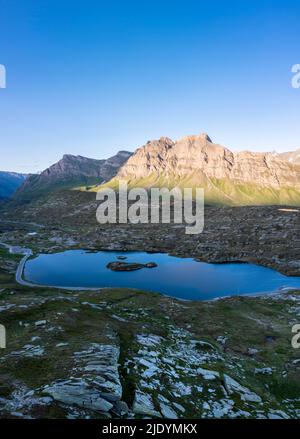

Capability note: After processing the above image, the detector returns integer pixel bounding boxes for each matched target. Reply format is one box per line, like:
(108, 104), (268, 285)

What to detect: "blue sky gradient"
(0, 0), (300, 172)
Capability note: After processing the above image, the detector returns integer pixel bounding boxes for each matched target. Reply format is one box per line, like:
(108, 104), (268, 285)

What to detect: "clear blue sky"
(0, 0), (300, 173)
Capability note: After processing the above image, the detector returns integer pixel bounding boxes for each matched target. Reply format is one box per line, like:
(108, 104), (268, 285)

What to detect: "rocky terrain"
(14, 151), (132, 202)
(0, 193), (300, 419)
(92, 133), (300, 206)
(1, 132), (300, 419)
(0, 244), (299, 419)
(1, 190), (299, 276)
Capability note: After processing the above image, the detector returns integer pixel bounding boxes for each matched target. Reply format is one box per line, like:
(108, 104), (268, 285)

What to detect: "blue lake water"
(23, 250), (300, 300)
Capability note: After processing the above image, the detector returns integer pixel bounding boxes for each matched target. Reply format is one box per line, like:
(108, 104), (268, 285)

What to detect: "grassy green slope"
(79, 173), (300, 207)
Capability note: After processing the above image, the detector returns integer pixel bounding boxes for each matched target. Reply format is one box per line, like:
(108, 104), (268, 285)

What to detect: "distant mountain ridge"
(4, 134), (300, 206)
(277, 148), (300, 165)
(101, 133), (300, 206)
(14, 151), (132, 201)
(0, 171), (27, 199)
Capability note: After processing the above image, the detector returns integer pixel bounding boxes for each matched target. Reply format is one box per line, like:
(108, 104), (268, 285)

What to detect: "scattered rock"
(43, 379), (113, 412)
(107, 262), (144, 271)
(216, 336), (227, 346)
(133, 391), (161, 417)
(247, 348), (259, 356)
(196, 367), (220, 380)
(223, 374), (262, 403)
(35, 320), (47, 327)
(159, 402), (178, 419)
(268, 410), (290, 419)
(111, 400), (129, 416)
(254, 367), (273, 375)
(10, 344), (45, 358)
(144, 262), (158, 268)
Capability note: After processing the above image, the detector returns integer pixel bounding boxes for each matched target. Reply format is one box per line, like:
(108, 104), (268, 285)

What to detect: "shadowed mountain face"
(103, 133), (300, 206)
(0, 171), (27, 199)
(14, 151), (132, 201)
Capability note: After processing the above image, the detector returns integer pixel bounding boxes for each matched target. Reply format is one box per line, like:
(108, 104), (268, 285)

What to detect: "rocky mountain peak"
(14, 150), (132, 200)
(159, 136), (174, 147)
(62, 154), (77, 160)
(199, 132), (212, 143)
(113, 132), (300, 206)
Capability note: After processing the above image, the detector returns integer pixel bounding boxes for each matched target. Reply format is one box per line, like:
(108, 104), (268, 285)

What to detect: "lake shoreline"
(2, 242), (299, 301)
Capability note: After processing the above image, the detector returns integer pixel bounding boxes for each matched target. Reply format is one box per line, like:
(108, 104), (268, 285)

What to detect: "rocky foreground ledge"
(0, 246), (299, 419)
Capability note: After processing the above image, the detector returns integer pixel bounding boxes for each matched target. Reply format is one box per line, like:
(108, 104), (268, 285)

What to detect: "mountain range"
(277, 148), (300, 165)
(2, 133), (300, 206)
(0, 171), (27, 200)
(100, 133), (300, 206)
(13, 151), (132, 202)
